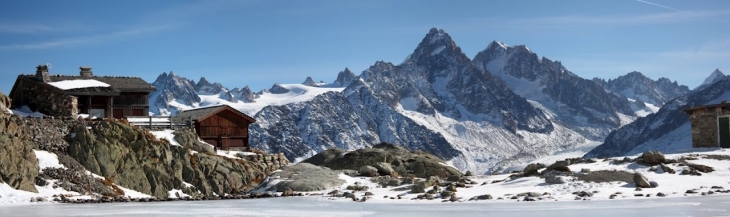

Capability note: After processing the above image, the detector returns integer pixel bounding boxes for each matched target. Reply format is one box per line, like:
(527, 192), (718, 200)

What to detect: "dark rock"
(545, 161), (571, 173)
(359, 166), (379, 177)
(477, 194), (492, 200)
(523, 163), (541, 176)
(464, 171), (474, 176)
(659, 164), (675, 174)
(656, 192), (666, 197)
(375, 162), (395, 176)
(640, 151), (665, 165)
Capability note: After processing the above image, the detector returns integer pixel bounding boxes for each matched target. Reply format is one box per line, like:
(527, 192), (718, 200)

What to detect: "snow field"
(285, 148), (730, 204)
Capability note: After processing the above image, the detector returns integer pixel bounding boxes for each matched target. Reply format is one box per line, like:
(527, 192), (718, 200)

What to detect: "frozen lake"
(2, 195), (729, 217)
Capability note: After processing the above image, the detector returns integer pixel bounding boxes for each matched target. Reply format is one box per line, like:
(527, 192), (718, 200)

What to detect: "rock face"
(474, 41), (636, 140)
(304, 142), (462, 179)
(66, 120), (278, 198)
(172, 130), (215, 154)
(0, 93), (39, 192)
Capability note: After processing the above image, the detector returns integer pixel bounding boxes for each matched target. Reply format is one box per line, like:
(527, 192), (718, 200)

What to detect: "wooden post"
(149, 115), (152, 128)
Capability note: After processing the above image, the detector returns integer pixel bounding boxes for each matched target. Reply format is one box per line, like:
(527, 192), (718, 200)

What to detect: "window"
(90, 109), (105, 118)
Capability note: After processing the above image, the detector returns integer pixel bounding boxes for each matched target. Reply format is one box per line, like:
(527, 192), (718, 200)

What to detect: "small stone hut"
(8, 65), (156, 118)
(684, 101), (730, 148)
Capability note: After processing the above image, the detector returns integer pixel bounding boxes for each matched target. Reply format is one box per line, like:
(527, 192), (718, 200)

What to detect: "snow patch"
(149, 130), (181, 146)
(47, 79), (110, 90)
(33, 150), (66, 172)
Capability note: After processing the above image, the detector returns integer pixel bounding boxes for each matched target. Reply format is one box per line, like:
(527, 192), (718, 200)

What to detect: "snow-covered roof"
(47, 79), (111, 90)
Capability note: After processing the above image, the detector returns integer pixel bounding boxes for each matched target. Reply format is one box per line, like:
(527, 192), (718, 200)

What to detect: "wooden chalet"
(9, 65), (156, 118)
(684, 101), (730, 148)
(173, 105), (256, 151)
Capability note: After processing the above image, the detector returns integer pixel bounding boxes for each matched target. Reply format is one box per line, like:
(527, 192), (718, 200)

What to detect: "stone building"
(8, 65), (156, 118)
(685, 101), (730, 148)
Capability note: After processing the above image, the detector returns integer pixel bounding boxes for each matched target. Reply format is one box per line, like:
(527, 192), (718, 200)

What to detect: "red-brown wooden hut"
(173, 105), (256, 150)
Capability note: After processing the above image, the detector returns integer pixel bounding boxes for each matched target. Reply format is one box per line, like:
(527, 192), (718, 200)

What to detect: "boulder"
(523, 163), (540, 176)
(545, 174), (568, 184)
(464, 171), (474, 176)
(375, 162), (394, 176)
(659, 164), (675, 174)
(477, 194), (492, 200)
(640, 151), (665, 166)
(411, 182), (427, 193)
(545, 161), (571, 173)
(359, 166), (379, 177)
(633, 173), (651, 188)
(268, 163), (345, 192)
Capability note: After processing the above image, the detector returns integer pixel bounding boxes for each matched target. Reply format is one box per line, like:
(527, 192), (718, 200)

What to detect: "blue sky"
(1, 0), (729, 94)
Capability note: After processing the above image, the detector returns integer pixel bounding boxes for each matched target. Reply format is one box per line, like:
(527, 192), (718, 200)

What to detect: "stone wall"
(689, 108), (730, 148)
(13, 78), (77, 117)
(241, 153), (290, 175)
(690, 113), (718, 148)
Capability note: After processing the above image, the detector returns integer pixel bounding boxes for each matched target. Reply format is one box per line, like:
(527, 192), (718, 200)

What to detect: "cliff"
(0, 92), (40, 193)
(0, 91), (289, 199)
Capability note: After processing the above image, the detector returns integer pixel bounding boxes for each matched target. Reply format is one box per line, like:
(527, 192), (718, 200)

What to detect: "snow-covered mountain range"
(593, 72), (690, 117)
(148, 28), (703, 174)
(585, 70), (730, 158)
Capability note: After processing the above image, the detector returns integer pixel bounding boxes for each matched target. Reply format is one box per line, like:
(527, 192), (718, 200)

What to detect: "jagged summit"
(408, 28), (467, 66)
(302, 76), (319, 87)
(702, 68), (725, 86)
(333, 67), (356, 87)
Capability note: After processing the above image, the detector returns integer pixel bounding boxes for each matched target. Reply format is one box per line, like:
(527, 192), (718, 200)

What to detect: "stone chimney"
(80, 66), (93, 78)
(35, 64), (51, 83)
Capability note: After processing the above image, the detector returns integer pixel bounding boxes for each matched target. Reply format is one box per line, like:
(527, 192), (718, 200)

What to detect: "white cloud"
(0, 24), (181, 50)
(503, 10), (729, 27)
(0, 23), (52, 34)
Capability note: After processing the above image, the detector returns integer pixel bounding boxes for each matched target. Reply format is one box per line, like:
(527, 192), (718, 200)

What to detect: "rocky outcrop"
(262, 163), (344, 192)
(304, 142), (462, 179)
(172, 130), (215, 154)
(66, 120), (281, 198)
(0, 92), (39, 192)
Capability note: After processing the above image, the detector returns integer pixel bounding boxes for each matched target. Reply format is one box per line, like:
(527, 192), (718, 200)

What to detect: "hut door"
(221, 137), (230, 150)
(719, 117), (730, 148)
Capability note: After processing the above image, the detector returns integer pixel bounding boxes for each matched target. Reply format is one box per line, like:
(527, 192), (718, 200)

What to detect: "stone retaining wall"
(241, 153), (290, 174)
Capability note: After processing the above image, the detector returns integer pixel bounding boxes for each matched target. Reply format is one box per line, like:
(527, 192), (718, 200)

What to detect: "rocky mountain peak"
(302, 76), (319, 87)
(149, 71), (201, 115)
(333, 67), (357, 87)
(195, 77), (227, 95)
(702, 68), (725, 86)
(408, 28), (468, 67)
(231, 86), (256, 103)
(269, 83), (290, 94)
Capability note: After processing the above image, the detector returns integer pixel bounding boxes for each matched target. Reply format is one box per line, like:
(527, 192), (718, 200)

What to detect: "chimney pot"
(35, 64), (51, 83)
(80, 66), (93, 78)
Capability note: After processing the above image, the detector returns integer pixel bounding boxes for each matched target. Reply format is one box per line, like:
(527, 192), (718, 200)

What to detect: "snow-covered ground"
(197, 84), (345, 116)
(262, 148), (730, 204)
